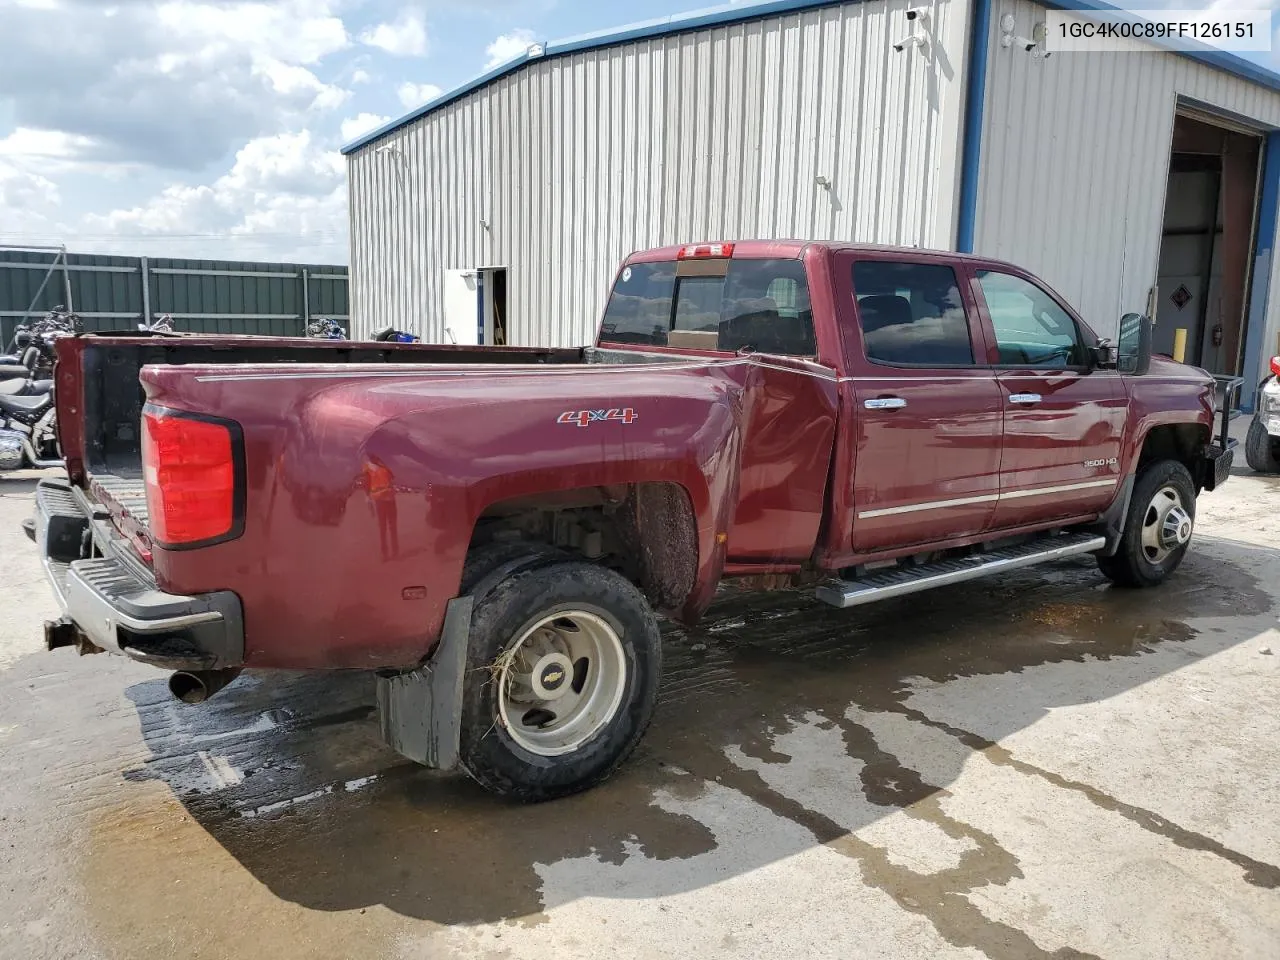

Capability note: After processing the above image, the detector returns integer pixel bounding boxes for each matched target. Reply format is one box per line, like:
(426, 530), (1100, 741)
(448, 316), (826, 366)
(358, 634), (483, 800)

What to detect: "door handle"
(1008, 393), (1042, 405)
(864, 397), (907, 410)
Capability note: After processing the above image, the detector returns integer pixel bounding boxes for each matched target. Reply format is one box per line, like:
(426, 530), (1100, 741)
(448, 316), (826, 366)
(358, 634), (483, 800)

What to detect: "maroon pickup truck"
(31, 240), (1236, 801)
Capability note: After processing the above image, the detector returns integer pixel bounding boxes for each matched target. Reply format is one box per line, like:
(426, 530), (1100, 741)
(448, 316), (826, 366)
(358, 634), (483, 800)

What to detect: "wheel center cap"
(1161, 506), (1193, 547)
(531, 653), (574, 700)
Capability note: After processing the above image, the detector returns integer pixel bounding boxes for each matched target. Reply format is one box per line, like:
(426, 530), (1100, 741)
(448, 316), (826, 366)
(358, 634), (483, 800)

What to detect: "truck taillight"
(677, 242), (735, 259)
(141, 406), (242, 547)
(1271, 356), (1280, 377)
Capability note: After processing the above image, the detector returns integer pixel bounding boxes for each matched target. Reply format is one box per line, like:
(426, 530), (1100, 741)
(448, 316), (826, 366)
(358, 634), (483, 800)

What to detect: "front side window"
(851, 260), (975, 366)
(598, 258), (815, 356)
(976, 270), (1087, 367)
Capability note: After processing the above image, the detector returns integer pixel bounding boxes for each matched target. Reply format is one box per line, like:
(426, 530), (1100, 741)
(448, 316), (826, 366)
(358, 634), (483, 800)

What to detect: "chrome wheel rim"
(496, 610), (627, 757)
(1140, 484), (1192, 564)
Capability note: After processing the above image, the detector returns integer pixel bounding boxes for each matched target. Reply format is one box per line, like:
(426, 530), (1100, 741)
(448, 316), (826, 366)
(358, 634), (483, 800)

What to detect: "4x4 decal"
(557, 408), (639, 428)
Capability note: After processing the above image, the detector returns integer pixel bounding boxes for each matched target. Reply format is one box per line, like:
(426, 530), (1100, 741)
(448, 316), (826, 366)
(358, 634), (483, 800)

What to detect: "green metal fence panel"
(1, 249), (348, 349)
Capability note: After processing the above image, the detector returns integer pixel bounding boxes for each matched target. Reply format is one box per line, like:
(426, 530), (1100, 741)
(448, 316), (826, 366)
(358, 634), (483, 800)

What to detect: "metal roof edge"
(342, 0), (1280, 156)
(340, 0), (854, 155)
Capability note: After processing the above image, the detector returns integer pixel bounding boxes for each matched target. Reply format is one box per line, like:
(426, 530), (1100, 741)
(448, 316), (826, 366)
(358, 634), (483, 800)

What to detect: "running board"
(815, 532), (1107, 609)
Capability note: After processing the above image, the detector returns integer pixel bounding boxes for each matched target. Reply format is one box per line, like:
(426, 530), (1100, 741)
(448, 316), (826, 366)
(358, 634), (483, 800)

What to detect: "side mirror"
(1117, 312), (1153, 376)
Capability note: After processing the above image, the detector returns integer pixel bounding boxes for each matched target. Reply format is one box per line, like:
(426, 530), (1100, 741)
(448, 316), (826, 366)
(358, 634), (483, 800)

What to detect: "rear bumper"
(34, 479), (244, 670)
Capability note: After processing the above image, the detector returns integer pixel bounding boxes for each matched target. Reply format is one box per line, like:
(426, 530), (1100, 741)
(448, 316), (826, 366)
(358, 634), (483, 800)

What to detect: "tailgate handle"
(864, 397), (907, 410)
(1008, 393), (1042, 405)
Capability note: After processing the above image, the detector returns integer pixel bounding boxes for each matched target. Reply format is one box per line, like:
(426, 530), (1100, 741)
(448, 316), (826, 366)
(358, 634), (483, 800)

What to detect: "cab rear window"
(599, 259), (815, 357)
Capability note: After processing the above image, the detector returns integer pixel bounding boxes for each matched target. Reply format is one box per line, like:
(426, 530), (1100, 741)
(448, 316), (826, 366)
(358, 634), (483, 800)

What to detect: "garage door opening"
(1154, 110), (1263, 375)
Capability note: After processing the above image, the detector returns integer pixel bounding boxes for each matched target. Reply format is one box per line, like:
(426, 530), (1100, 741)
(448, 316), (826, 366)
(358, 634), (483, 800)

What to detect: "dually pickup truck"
(31, 240), (1237, 801)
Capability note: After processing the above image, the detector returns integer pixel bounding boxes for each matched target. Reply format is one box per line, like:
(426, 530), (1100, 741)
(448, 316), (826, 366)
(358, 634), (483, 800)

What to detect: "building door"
(442, 269), (479, 345)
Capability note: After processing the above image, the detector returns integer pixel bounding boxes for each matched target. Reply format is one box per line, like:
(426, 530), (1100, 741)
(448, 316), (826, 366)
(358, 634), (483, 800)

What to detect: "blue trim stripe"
(956, 0), (992, 253)
(343, 0), (1280, 157)
(1241, 131), (1280, 411)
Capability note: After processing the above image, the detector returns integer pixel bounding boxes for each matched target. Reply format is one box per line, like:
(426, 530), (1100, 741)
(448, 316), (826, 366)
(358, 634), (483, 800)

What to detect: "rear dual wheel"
(458, 560), (662, 802)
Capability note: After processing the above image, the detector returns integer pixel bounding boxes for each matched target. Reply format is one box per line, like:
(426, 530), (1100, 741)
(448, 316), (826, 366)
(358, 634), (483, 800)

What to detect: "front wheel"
(1245, 416), (1280, 474)
(1097, 459), (1196, 588)
(459, 561), (661, 802)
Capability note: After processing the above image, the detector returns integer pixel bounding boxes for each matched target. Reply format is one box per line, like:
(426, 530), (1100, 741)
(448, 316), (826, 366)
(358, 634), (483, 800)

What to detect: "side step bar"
(815, 532), (1107, 609)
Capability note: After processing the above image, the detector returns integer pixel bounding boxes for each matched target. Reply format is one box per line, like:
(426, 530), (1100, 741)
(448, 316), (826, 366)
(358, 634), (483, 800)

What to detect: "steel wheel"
(1139, 483), (1193, 564)
(497, 610), (627, 757)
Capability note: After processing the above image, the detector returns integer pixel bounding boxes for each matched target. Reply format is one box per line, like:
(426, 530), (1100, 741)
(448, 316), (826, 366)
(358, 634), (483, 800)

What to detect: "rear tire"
(1245, 416), (1280, 474)
(458, 561), (661, 802)
(1097, 459), (1196, 588)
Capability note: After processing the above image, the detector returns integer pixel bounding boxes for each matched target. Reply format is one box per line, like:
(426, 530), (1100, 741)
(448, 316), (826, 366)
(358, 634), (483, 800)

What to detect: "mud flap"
(1095, 474), (1135, 557)
(376, 595), (474, 770)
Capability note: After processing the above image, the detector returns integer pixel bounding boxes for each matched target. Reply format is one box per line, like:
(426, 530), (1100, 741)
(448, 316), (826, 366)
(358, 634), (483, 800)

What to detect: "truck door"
(969, 268), (1127, 529)
(835, 254), (1004, 553)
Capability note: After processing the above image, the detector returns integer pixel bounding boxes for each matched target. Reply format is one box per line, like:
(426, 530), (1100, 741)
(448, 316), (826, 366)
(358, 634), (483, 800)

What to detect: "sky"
(1, 0), (1279, 266)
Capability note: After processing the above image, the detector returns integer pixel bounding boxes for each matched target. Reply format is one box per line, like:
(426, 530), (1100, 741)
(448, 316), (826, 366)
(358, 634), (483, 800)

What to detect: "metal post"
(140, 256), (151, 324)
(60, 246), (74, 312)
(302, 268), (311, 327)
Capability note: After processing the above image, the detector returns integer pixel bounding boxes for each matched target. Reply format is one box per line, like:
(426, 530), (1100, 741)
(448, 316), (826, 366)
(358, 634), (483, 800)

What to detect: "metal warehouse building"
(343, 0), (1280, 405)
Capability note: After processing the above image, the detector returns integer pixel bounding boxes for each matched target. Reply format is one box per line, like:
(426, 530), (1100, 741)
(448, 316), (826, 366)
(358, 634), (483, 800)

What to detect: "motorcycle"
(306, 317), (347, 340)
(138, 313), (175, 334)
(0, 307), (75, 472)
(372, 325), (421, 343)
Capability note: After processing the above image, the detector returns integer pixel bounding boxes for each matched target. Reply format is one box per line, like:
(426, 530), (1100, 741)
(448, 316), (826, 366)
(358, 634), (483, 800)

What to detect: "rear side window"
(851, 261), (975, 367)
(599, 259), (815, 357)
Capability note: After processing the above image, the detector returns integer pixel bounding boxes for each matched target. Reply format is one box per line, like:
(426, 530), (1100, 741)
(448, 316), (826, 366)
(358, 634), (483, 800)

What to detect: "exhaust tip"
(169, 671), (211, 704)
(168, 667), (242, 704)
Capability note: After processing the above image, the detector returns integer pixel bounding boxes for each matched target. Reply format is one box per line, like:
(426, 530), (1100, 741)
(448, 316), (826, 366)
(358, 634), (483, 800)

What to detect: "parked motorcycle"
(138, 313), (175, 334)
(372, 325), (421, 343)
(0, 307), (74, 472)
(306, 317), (347, 340)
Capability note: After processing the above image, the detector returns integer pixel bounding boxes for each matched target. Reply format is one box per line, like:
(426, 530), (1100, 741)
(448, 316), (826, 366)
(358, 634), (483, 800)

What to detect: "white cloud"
(351, 68), (372, 84)
(0, 128), (98, 161)
(0, 0), (352, 171)
(397, 81), (443, 109)
(341, 113), (392, 142)
(0, 162), (60, 210)
(360, 7), (428, 57)
(485, 28), (536, 69)
(80, 130), (348, 261)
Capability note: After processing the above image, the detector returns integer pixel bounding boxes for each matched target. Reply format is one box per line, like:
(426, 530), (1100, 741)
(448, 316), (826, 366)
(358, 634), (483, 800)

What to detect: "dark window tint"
(598, 258), (815, 356)
(599, 262), (677, 345)
(852, 261), (975, 366)
(719, 259), (814, 356)
(977, 270), (1087, 367)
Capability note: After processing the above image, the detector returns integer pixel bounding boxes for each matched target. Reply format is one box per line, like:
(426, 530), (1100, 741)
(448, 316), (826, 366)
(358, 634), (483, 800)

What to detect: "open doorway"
(1154, 110), (1263, 375)
(441, 266), (508, 345)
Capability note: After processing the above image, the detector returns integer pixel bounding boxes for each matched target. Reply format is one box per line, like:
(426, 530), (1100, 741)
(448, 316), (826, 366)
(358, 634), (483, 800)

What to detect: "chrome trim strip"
(856, 478), (1117, 519)
(999, 479), (1117, 500)
(857, 493), (999, 519)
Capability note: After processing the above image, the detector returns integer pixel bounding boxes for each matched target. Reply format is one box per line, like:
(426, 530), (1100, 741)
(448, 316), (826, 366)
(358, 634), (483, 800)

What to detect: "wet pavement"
(1, 466), (1279, 960)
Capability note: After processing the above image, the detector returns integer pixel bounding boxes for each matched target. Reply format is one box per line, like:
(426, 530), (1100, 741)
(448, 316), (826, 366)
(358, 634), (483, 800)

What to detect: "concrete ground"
(1, 463), (1278, 960)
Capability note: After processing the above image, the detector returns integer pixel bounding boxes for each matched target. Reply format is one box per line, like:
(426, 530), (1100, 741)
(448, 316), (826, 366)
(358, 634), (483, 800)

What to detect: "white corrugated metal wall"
(347, 0), (970, 345)
(974, 0), (1280, 358)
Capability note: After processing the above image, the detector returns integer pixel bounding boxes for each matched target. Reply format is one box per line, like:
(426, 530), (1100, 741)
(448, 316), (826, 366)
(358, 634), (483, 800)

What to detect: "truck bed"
(61, 334), (585, 484)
